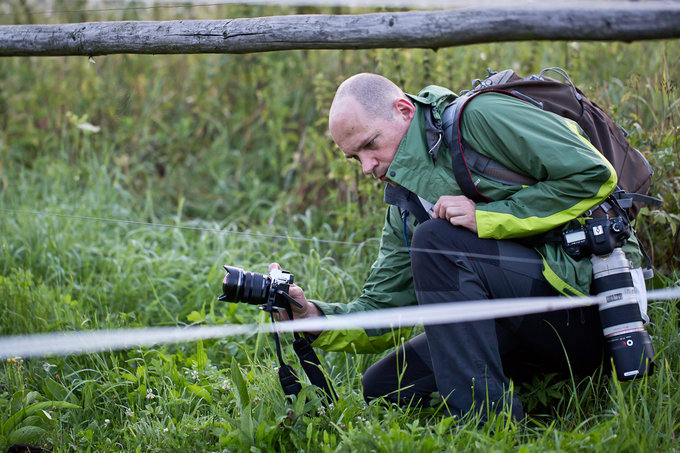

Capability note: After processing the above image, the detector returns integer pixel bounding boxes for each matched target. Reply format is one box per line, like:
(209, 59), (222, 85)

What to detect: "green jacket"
(312, 86), (640, 353)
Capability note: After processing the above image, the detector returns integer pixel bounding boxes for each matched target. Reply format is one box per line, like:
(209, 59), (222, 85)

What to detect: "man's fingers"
(272, 309), (291, 322)
(269, 262), (282, 272)
(288, 284), (304, 298)
(431, 195), (477, 232)
(432, 201), (441, 218)
(445, 205), (466, 219)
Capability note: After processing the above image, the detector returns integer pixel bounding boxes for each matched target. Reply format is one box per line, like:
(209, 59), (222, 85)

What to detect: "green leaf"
(136, 365), (146, 382)
(23, 391), (40, 406)
(187, 384), (213, 403)
(21, 415), (46, 428)
(239, 402), (254, 446)
(230, 358), (250, 410)
(10, 391), (24, 415)
(187, 310), (204, 322)
(120, 372), (137, 382)
(43, 379), (67, 401)
(7, 425), (47, 445)
(294, 387), (307, 418)
(196, 340), (207, 370)
(3, 401), (80, 435)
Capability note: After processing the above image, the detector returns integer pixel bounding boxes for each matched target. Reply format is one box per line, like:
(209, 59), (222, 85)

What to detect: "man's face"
(330, 97), (414, 185)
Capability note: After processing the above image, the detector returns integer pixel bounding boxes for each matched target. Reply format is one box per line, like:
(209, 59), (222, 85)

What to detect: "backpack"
(434, 67), (661, 218)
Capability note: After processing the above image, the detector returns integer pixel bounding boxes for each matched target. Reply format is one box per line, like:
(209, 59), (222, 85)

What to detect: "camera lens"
(591, 249), (655, 380)
(221, 266), (270, 305)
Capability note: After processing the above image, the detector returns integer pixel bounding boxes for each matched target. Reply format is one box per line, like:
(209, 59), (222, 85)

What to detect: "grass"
(1, 2), (680, 451)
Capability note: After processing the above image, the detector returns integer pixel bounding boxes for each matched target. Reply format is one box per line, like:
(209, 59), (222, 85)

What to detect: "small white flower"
(104, 419), (110, 425)
(316, 407), (326, 416)
(42, 362), (56, 373)
(125, 409), (134, 418)
(191, 370), (199, 381)
(76, 122), (100, 133)
(221, 380), (231, 391)
(146, 388), (156, 400)
(163, 428), (169, 433)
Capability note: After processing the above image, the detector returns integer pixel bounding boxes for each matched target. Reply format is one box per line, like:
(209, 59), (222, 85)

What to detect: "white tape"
(1, 288), (678, 359)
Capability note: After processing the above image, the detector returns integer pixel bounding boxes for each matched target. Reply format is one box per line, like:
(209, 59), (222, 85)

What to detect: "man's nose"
(361, 159), (375, 175)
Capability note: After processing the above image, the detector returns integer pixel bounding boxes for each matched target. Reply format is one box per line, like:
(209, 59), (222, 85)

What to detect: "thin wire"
(0, 207), (547, 264)
(0, 2), (232, 17)
(0, 0), (599, 18)
(0, 207), (368, 247)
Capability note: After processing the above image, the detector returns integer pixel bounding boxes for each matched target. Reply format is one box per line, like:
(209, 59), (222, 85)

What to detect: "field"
(1, 2), (679, 451)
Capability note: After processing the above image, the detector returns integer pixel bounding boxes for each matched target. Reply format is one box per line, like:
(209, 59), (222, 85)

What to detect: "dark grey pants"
(362, 219), (604, 421)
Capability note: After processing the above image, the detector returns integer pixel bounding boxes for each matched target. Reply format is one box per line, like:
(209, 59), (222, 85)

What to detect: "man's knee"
(411, 220), (495, 300)
(412, 219), (474, 252)
(361, 368), (385, 403)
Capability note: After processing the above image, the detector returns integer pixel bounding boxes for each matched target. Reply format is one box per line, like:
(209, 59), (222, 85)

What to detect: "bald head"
(327, 74), (415, 184)
(329, 73), (404, 122)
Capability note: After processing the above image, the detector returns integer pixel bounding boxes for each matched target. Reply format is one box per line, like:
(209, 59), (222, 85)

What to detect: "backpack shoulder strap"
(462, 144), (538, 187)
(441, 94), (490, 203)
(441, 91), (538, 203)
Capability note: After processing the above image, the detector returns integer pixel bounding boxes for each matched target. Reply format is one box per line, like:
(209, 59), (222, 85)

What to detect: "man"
(273, 72), (642, 421)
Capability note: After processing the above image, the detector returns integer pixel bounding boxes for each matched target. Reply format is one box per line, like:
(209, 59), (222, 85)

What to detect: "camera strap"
(271, 311), (303, 398)
(292, 335), (337, 402)
(270, 307), (337, 404)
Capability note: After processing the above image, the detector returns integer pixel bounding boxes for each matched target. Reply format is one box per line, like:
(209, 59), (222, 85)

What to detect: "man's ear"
(394, 98), (416, 121)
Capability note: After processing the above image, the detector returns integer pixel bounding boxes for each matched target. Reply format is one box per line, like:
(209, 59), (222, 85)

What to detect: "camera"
(217, 266), (337, 401)
(562, 215), (655, 380)
(562, 216), (630, 260)
(218, 265), (300, 312)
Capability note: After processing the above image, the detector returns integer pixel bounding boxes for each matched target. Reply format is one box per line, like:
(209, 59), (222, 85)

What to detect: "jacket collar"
(384, 86), (458, 204)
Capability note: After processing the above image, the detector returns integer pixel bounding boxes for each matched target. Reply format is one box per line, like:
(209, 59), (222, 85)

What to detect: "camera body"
(562, 216), (630, 260)
(217, 265), (337, 402)
(218, 265), (294, 311)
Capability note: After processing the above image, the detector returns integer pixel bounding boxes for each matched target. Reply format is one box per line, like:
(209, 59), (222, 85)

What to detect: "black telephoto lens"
(219, 266), (270, 305)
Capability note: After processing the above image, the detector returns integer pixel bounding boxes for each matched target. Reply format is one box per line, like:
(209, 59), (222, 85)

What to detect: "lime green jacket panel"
(461, 93), (618, 239)
(310, 322), (413, 354)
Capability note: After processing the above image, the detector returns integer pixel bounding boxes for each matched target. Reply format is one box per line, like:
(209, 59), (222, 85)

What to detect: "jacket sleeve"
(461, 93), (617, 239)
(311, 205), (415, 353)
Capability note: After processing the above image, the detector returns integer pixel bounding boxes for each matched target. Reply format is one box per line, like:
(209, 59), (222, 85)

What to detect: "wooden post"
(1, 3), (679, 57)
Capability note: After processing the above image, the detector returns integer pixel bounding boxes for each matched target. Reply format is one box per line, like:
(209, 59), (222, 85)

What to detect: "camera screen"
(564, 230), (587, 245)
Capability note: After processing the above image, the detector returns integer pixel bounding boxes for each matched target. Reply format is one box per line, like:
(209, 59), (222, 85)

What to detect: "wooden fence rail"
(1, 2), (679, 57)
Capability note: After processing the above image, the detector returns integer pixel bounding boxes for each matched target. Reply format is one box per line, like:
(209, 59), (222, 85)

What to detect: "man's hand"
(269, 263), (323, 322)
(432, 195), (478, 233)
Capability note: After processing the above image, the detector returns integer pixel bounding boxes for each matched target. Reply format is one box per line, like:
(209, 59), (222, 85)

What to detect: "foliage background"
(0, 1), (679, 451)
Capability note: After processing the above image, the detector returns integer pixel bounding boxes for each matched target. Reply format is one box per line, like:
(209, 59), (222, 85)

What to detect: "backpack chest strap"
(384, 184), (431, 224)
